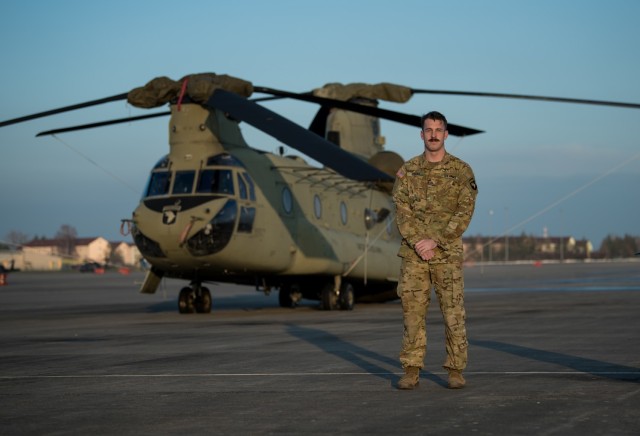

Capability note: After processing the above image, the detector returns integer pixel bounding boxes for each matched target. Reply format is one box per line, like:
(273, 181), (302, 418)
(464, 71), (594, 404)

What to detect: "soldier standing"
(392, 111), (478, 390)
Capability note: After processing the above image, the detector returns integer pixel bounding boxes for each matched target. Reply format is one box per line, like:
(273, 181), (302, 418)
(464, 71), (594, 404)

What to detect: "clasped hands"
(415, 238), (437, 261)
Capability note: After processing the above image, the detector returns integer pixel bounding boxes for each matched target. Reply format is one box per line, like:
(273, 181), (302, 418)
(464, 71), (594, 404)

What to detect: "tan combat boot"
(447, 369), (466, 389)
(397, 366), (420, 390)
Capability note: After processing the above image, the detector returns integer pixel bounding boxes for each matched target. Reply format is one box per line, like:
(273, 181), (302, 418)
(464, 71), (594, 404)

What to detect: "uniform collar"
(421, 151), (450, 168)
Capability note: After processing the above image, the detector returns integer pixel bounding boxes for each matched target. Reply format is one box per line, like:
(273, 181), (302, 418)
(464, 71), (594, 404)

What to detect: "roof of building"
(23, 237), (114, 248)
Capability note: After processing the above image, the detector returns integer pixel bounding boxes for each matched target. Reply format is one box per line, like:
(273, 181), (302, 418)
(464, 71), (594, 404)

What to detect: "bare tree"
(55, 225), (78, 257)
(5, 230), (30, 246)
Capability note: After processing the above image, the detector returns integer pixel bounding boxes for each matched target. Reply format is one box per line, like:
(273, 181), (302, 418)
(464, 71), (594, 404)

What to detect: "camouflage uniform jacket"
(392, 152), (478, 264)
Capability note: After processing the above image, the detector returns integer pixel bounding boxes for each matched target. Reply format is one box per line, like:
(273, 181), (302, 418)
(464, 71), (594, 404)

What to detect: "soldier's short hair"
(421, 111), (448, 130)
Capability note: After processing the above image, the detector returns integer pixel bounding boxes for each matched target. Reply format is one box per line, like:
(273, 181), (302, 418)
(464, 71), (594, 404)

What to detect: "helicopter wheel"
(178, 287), (196, 314)
(195, 287), (212, 313)
(338, 282), (355, 311)
(279, 284), (302, 308)
(320, 283), (338, 311)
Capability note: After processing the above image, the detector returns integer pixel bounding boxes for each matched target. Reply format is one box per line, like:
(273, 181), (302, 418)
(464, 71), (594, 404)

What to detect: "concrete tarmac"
(0, 261), (639, 435)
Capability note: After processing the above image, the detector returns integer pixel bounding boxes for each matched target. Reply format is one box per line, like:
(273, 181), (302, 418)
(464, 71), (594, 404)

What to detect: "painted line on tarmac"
(1, 371), (639, 380)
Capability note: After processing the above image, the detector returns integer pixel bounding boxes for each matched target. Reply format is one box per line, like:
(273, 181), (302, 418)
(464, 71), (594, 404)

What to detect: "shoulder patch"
(396, 168), (405, 179)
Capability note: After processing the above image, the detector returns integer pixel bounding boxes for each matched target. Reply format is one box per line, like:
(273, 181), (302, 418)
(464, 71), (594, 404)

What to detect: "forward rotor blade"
(250, 95), (286, 103)
(208, 89), (393, 182)
(36, 111), (170, 137)
(411, 89), (640, 109)
(254, 86), (483, 137)
(0, 93), (129, 128)
(21, 86), (278, 136)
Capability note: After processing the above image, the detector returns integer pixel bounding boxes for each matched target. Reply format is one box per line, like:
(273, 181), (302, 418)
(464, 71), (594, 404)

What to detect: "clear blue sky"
(1, 0), (639, 249)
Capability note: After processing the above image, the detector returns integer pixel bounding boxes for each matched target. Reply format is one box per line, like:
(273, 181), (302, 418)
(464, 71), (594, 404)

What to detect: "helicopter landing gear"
(178, 284), (211, 314)
(338, 282), (355, 311)
(178, 287), (195, 313)
(279, 284), (302, 308)
(320, 278), (355, 311)
(320, 283), (338, 310)
(196, 287), (212, 313)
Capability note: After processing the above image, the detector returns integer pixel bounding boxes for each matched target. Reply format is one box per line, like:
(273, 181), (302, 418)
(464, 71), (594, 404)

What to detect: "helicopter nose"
(184, 199), (237, 256)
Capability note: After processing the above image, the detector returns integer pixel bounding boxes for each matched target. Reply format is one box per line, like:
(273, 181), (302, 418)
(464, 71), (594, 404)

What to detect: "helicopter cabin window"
(313, 195), (322, 219)
(340, 201), (348, 225)
(282, 187), (293, 214)
(172, 170), (195, 194)
(146, 171), (171, 197)
(196, 169), (234, 195)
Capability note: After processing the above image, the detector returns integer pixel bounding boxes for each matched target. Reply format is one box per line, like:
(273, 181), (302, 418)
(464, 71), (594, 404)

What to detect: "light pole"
(559, 208), (564, 262)
(489, 209), (494, 262)
(504, 207), (509, 262)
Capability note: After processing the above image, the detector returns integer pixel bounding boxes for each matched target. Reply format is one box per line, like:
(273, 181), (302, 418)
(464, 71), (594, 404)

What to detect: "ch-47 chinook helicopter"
(2, 72), (638, 314)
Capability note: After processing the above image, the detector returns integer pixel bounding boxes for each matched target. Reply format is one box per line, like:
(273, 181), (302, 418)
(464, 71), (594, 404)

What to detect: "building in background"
(1, 237), (141, 271)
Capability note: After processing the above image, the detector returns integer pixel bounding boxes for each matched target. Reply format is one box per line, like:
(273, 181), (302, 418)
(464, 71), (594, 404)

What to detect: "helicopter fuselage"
(130, 103), (401, 306)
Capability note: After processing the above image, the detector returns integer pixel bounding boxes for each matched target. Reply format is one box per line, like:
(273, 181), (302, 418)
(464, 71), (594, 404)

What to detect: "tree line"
(598, 234), (640, 258)
(2, 227), (639, 260)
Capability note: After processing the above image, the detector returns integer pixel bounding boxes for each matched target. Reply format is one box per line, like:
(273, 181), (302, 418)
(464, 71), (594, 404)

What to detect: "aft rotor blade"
(208, 89), (393, 182)
(0, 93), (129, 128)
(36, 111), (170, 137)
(411, 89), (640, 110)
(255, 86), (483, 137)
(308, 106), (332, 136)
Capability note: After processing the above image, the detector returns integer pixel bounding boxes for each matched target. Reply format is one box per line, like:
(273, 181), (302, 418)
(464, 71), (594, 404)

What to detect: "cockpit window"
(206, 153), (245, 167)
(196, 169), (234, 195)
(172, 170), (195, 194)
(152, 155), (170, 170)
(146, 171), (171, 197)
(242, 172), (256, 201)
(237, 173), (256, 201)
(238, 174), (248, 200)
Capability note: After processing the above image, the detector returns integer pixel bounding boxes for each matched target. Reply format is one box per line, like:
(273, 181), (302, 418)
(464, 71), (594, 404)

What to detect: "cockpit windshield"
(196, 169), (234, 195)
(173, 171), (196, 194)
(146, 171), (171, 197)
(143, 154), (242, 199)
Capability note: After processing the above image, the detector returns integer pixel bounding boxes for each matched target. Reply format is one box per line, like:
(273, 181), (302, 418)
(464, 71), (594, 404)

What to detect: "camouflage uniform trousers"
(398, 258), (468, 371)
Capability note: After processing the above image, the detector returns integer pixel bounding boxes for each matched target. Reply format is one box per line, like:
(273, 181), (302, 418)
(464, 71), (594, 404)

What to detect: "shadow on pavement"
(472, 339), (640, 383)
